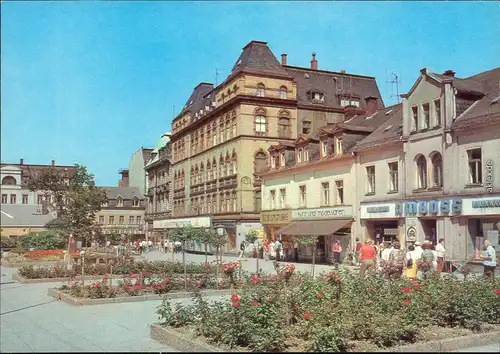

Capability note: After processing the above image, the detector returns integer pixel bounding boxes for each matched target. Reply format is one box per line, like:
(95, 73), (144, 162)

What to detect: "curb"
(1, 260), (65, 268)
(150, 323), (223, 352)
(48, 288), (232, 306)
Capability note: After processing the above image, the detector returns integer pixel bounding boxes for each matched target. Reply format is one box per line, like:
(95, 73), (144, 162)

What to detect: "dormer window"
(340, 99), (360, 108)
(116, 197), (123, 207)
(311, 91), (325, 103)
(271, 155), (277, 169)
(304, 148), (309, 162)
(280, 152), (285, 167)
(321, 140), (328, 158)
(132, 198), (139, 207)
(297, 148), (303, 163)
(335, 138), (343, 155)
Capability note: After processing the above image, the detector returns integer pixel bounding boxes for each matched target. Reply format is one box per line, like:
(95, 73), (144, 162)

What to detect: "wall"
(1, 227), (46, 237)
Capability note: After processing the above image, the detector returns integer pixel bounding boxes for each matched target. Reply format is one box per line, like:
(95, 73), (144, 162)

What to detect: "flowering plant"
(324, 271), (342, 286)
(274, 262), (295, 282)
(417, 261), (434, 272)
(222, 261), (240, 276)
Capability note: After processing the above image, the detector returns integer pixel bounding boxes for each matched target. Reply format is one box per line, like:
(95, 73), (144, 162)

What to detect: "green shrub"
(309, 326), (347, 353)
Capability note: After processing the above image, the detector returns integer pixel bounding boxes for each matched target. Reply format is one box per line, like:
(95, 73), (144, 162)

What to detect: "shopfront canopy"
(277, 218), (352, 236)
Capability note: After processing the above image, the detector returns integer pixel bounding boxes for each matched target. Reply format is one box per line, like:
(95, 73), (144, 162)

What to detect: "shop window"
(467, 148), (482, 184)
(366, 166), (375, 194)
(416, 155), (427, 189)
(431, 153), (443, 187)
(335, 180), (344, 204)
(388, 162), (398, 192)
(321, 182), (330, 205)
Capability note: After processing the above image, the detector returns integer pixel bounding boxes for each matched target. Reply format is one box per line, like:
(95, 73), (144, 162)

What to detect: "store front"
(360, 202), (404, 246)
(277, 206), (353, 264)
(153, 216), (213, 253)
(213, 220), (237, 250)
(260, 209), (292, 242)
(461, 195), (500, 260)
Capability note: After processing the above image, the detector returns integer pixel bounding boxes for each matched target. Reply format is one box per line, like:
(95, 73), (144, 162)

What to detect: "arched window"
(254, 150), (268, 174)
(1, 176), (16, 185)
(232, 191), (237, 213)
(212, 158), (217, 179)
(431, 152), (443, 187)
(416, 155), (427, 189)
(280, 86), (288, 99)
(278, 117), (291, 138)
(200, 163), (204, 183)
(256, 83), (265, 97)
(232, 151), (237, 175)
(225, 155), (231, 176)
(220, 192), (225, 213)
(219, 156), (225, 178)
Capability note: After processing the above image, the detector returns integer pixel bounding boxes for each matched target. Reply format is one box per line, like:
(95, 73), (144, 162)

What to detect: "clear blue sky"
(2, 1), (499, 186)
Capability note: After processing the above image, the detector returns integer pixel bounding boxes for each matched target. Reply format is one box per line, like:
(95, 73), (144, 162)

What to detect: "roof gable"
(231, 41), (290, 78)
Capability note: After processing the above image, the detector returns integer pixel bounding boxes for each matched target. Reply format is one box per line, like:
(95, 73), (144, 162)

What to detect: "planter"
(1, 259), (65, 268)
(14, 272), (211, 283)
(150, 324), (223, 352)
(48, 288), (231, 307)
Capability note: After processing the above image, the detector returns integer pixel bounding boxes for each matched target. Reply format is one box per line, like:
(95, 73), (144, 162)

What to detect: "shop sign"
(367, 206), (390, 213)
(396, 199), (462, 217)
(471, 199), (500, 208)
(485, 159), (493, 193)
(153, 216), (211, 229)
(260, 210), (291, 225)
(361, 203), (398, 219)
(292, 206), (352, 220)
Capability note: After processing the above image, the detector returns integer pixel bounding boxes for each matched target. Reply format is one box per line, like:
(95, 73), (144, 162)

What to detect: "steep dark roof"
(231, 41), (290, 78)
(452, 67), (500, 129)
(352, 104), (403, 151)
(100, 187), (144, 200)
(180, 83), (215, 118)
(284, 66), (385, 111)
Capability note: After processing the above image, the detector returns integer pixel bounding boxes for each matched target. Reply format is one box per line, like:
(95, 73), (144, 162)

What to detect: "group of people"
(259, 238), (300, 262)
(159, 240), (182, 254)
(355, 237), (497, 280)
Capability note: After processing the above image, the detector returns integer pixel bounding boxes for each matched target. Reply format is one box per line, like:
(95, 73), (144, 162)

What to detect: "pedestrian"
(480, 240), (497, 280)
(405, 244), (418, 280)
(420, 242), (435, 279)
(275, 238), (282, 261)
(388, 241), (405, 279)
(359, 239), (377, 277)
(380, 243), (392, 277)
(435, 238), (446, 272)
(238, 240), (246, 260)
(413, 241), (423, 260)
(331, 240), (342, 265)
(353, 238), (362, 265)
(148, 239), (153, 252)
(164, 239), (169, 253)
(294, 238), (299, 263)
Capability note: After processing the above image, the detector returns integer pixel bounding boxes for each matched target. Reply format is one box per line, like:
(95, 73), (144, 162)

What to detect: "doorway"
(421, 219), (437, 244)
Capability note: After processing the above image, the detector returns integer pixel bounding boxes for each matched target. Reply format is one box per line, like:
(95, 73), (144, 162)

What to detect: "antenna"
(172, 105), (175, 118)
(215, 69), (219, 86)
(387, 72), (401, 104)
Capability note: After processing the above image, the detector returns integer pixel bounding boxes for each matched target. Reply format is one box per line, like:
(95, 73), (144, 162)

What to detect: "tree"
(210, 228), (228, 264)
(20, 230), (66, 250)
(245, 229), (261, 274)
(27, 164), (107, 246)
(195, 228), (216, 263)
(169, 226), (198, 289)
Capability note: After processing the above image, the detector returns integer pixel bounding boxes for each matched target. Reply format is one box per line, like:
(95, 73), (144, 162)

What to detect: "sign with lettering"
(472, 199), (500, 208)
(360, 203), (399, 219)
(260, 210), (291, 225)
(461, 196), (500, 216)
(485, 159), (493, 193)
(292, 206), (353, 220)
(367, 206), (390, 213)
(395, 199), (462, 217)
(153, 216), (211, 229)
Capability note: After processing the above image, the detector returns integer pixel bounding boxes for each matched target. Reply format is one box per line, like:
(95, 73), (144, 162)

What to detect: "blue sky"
(2, 1), (499, 186)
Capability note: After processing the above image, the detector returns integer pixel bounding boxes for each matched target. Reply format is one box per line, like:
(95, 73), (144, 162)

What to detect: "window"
(1, 176), (16, 185)
(279, 188), (286, 208)
(256, 83), (265, 97)
(22, 194), (29, 204)
(416, 155), (428, 189)
(278, 117), (290, 138)
(136, 216), (141, 224)
(366, 166), (376, 194)
(422, 103), (430, 129)
(108, 216), (115, 225)
(1, 194), (7, 204)
(37, 195), (43, 205)
(411, 106), (418, 131)
(129, 216), (135, 224)
(467, 148), (482, 184)
(255, 115), (267, 136)
(10, 194), (16, 204)
(321, 182), (330, 205)
(213, 130), (218, 146)
(321, 141), (328, 158)
(336, 138), (343, 155)
(302, 120), (311, 134)
(270, 190), (276, 209)
(434, 99), (441, 127)
(119, 216), (124, 225)
(280, 152), (285, 167)
(336, 180), (344, 204)
(388, 162), (398, 192)
(280, 86), (287, 99)
(431, 153), (443, 187)
(99, 216), (104, 224)
(304, 148), (309, 162)
(232, 118), (237, 137)
(297, 148), (303, 163)
(116, 198), (123, 207)
(132, 199), (139, 207)
(299, 185), (307, 207)
(254, 150), (268, 174)
(271, 155), (278, 169)
(311, 91), (325, 102)
(232, 192), (237, 212)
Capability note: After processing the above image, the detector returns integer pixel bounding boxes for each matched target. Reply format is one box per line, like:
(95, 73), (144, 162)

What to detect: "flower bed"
(17, 260), (217, 280)
(155, 266), (500, 352)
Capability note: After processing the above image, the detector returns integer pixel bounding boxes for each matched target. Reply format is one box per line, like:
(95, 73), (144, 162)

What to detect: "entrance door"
(421, 219), (437, 244)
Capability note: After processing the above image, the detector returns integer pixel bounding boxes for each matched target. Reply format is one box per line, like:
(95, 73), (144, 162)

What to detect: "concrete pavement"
(454, 343), (500, 352)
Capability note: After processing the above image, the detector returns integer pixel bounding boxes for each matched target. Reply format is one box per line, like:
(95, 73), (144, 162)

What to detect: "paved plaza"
(0, 251), (496, 352)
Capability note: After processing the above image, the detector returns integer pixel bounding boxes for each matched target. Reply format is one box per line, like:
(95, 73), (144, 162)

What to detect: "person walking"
(420, 242), (435, 279)
(388, 241), (405, 279)
(405, 244), (418, 280)
(293, 238), (299, 263)
(238, 240), (246, 260)
(359, 239), (377, 277)
(353, 238), (362, 265)
(331, 240), (342, 265)
(435, 238), (446, 272)
(480, 240), (497, 280)
(274, 238), (282, 261)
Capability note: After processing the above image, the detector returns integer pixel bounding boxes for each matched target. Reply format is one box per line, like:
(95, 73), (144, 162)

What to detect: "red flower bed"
(24, 249), (65, 260)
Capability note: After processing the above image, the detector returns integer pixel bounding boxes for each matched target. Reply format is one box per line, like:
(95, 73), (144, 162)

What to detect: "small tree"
(210, 229), (228, 264)
(297, 236), (318, 277)
(169, 226), (198, 289)
(195, 228), (216, 263)
(245, 229), (260, 274)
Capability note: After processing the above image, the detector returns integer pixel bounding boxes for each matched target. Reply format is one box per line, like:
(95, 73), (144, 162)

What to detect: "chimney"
(442, 69), (456, 77)
(281, 53), (287, 66)
(20, 158), (24, 165)
(51, 160), (55, 167)
(310, 52), (318, 70)
(365, 96), (379, 116)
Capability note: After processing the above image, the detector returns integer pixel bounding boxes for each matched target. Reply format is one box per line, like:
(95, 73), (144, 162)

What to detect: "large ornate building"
(168, 40), (384, 250)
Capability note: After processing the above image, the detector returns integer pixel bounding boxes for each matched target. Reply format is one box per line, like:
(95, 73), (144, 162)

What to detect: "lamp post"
(216, 224), (226, 263)
(80, 249), (86, 286)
